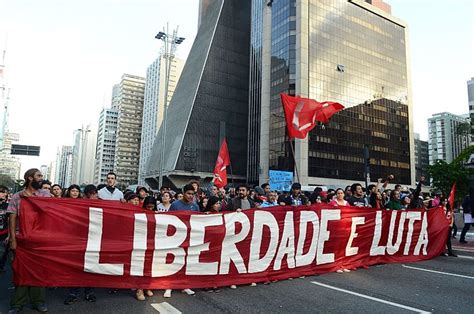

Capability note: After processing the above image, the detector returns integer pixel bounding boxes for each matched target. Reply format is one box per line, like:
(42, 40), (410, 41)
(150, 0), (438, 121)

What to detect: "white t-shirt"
(98, 187), (124, 201)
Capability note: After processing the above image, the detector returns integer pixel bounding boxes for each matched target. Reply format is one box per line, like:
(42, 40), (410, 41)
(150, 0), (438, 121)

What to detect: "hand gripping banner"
(13, 198), (449, 289)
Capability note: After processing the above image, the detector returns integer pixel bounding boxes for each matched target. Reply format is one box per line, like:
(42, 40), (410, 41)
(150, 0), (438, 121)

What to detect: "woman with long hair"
(65, 185), (81, 199)
(157, 192), (172, 212)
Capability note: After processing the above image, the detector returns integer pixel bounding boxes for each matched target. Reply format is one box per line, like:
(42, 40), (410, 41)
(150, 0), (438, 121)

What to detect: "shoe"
(440, 252), (448, 256)
(460, 240), (468, 244)
(448, 252), (458, 257)
(109, 288), (119, 294)
(163, 289), (172, 298)
(8, 308), (20, 314)
(64, 294), (78, 305)
(33, 303), (48, 312)
(182, 288), (195, 295)
(145, 289), (154, 297)
(336, 269), (344, 273)
(250, 283), (257, 287)
(452, 235), (457, 239)
(84, 294), (96, 302)
(343, 269), (351, 273)
(136, 289), (145, 301)
(230, 285), (237, 289)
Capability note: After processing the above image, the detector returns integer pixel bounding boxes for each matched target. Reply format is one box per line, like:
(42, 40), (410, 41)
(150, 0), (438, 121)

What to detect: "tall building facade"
(138, 55), (184, 185)
(55, 145), (73, 188)
(94, 108), (118, 185)
(250, 0), (414, 186)
(144, 0), (251, 189)
(114, 74), (146, 188)
(71, 125), (97, 185)
(414, 133), (429, 181)
(428, 112), (470, 164)
(468, 77), (474, 139)
(0, 132), (21, 180)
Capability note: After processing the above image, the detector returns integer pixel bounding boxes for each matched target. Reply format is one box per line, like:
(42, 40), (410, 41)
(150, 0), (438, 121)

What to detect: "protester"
(169, 184), (200, 212)
(126, 193), (140, 206)
(209, 185), (219, 197)
(204, 196), (221, 213)
(41, 180), (52, 191)
(136, 186), (148, 206)
(347, 183), (369, 207)
(98, 172), (124, 200)
(7, 169), (50, 313)
(199, 196), (209, 212)
(50, 184), (62, 198)
(157, 191), (172, 212)
(175, 191), (184, 201)
(65, 184), (81, 199)
(329, 188), (348, 206)
(386, 190), (403, 210)
(281, 183), (309, 206)
(261, 183), (271, 196)
(309, 186), (323, 204)
(440, 197), (457, 257)
(260, 190), (279, 208)
(226, 184), (255, 211)
(459, 194), (472, 244)
(64, 184), (98, 305)
(142, 196), (158, 211)
(0, 186), (9, 272)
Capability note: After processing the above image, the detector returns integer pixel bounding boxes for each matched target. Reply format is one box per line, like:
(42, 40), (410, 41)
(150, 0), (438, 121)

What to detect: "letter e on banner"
(316, 209), (340, 265)
(345, 217), (365, 257)
(220, 212), (250, 275)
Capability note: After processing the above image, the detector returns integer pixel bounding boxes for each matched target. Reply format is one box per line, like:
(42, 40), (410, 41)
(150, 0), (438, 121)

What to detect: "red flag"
(448, 182), (456, 211)
(280, 93), (344, 139)
(213, 138), (230, 188)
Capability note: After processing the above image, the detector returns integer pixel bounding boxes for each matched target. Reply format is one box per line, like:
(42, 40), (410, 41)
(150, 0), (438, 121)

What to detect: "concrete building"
(250, 0), (414, 187)
(0, 132), (21, 180)
(114, 74), (146, 188)
(414, 133), (429, 181)
(428, 112), (470, 164)
(468, 77), (474, 140)
(55, 145), (73, 188)
(138, 55), (184, 186)
(71, 125), (97, 185)
(94, 108), (118, 185)
(144, 0), (251, 189)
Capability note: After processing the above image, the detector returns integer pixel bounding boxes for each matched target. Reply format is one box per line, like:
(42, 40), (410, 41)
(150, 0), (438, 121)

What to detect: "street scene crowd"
(0, 168), (472, 313)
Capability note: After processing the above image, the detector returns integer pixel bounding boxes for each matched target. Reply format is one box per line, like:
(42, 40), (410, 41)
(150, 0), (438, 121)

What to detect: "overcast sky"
(0, 0), (473, 174)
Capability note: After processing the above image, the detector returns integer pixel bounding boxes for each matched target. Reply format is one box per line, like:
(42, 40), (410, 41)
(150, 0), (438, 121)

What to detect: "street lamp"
(155, 24), (185, 189)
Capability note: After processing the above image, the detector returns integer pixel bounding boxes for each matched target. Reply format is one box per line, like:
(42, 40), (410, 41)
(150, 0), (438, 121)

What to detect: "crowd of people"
(0, 168), (472, 313)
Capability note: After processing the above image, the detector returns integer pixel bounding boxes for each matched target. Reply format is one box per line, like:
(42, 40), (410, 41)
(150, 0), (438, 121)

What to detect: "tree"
(428, 145), (474, 202)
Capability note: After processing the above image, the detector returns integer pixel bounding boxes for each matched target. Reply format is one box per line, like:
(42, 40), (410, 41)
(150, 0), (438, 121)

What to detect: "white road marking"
(402, 265), (474, 279)
(452, 246), (474, 252)
(311, 281), (430, 313)
(151, 302), (182, 314)
(458, 255), (474, 260)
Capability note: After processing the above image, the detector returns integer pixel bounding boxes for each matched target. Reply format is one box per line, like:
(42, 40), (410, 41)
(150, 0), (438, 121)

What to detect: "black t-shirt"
(0, 201), (8, 237)
(348, 196), (368, 207)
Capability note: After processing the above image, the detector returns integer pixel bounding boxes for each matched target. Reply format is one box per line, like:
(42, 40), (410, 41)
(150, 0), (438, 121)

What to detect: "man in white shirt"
(98, 172), (124, 201)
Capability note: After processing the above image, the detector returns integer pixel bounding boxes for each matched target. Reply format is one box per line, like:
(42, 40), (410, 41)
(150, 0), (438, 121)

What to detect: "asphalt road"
(1, 234), (473, 313)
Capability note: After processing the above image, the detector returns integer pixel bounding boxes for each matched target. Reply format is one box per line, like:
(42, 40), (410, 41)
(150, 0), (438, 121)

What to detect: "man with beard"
(225, 184), (255, 211)
(98, 172), (124, 201)
(347, 183), (369, 207)
(7, 169), (51, 313)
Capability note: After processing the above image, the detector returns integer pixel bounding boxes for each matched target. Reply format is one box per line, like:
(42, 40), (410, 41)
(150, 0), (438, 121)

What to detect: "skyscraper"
(144, 0), (251, 189)
(114, 74), (146, 188)
(428, 112), (470, 165)
(55, 145), (73, 188)
(71, 125), (97, 185)
(468, 77), (474, 139)
(94, 107), (118, 185)
(250, 0), (414, 186)
(0, 132), (21, 180)
(414, 133), (429, 181)
(138, 55), (184, 186)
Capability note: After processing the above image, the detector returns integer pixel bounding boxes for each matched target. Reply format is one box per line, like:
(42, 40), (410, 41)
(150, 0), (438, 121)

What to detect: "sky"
(0, 0), (473, 175)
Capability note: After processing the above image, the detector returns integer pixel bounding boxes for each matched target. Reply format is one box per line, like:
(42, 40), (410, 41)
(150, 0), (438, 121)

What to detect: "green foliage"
(428, 145), (474, 201)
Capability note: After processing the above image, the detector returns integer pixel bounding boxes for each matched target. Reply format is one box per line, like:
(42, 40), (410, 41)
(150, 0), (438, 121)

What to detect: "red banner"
(14, 198), (449, 289)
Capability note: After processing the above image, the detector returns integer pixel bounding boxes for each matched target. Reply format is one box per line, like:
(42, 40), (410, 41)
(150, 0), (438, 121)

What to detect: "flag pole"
(229, 160), (235, 187)
(288, 136), (301, 183)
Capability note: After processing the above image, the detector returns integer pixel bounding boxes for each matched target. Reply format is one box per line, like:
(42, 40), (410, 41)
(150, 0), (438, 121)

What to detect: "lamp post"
(155, 24), (185, 189)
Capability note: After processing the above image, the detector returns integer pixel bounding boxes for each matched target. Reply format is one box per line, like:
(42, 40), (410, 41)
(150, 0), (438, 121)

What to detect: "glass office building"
(251, 0), (414, 186)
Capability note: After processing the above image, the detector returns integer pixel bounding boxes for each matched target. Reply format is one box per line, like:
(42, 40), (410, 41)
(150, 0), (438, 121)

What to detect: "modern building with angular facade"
(144, 0), (251, 189)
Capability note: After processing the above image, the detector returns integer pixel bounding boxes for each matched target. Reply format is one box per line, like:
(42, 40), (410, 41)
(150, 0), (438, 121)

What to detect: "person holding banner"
(7, 169), (50, 314)
(281, 183), (309, 206)
(440, 197), (457, 257)
(225, 184), (255, 211)
(260, 191), (279, 208)
(329, 188), (348, 206)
